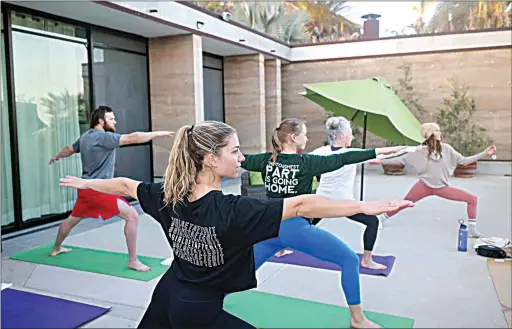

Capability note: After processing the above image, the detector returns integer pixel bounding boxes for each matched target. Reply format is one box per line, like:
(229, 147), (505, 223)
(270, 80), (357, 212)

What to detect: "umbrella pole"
(360, 112), (368, 201)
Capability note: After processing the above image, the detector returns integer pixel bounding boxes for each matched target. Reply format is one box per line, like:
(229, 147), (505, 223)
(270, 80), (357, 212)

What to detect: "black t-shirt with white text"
(136, 182), (283, 293)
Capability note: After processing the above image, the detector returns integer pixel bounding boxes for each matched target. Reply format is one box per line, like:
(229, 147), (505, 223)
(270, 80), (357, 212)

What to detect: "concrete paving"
(1, 171), (511, 328)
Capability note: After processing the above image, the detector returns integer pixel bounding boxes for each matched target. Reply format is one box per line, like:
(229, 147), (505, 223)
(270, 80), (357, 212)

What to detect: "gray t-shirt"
(72, 129), (121, 179)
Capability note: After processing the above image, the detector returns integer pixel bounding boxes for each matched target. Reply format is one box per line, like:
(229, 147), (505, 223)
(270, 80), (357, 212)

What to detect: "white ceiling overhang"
(5, 0), (291, 61)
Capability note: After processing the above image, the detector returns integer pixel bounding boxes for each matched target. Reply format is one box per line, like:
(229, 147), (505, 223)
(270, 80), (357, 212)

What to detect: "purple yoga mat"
(1, 288), (110, 328)
(269, 249), (395, 277)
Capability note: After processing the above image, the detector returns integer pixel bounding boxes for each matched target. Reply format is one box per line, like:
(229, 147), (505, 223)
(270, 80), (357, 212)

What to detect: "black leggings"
(312, 213), (379, 251)
(138, 271), (254, 329)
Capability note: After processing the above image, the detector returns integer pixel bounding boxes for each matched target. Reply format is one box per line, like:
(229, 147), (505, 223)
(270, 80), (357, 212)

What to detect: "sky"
(342, 1), (438, 37)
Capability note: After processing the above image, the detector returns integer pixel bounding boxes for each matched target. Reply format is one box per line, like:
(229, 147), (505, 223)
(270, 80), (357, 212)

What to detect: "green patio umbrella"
(300, 77), (423, 200)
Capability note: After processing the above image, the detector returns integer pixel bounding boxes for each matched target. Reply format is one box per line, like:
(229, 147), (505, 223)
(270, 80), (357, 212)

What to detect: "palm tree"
(231, 2), (310, 45)
(468, 1), (510, 29)
(192, 1), (360, 44)
(411, 1), (435, 34)
(292, 1), (361, 43)
(191, 1), (234, 15)
(39, 90), (87, 132)
(427, 1), (510, 33)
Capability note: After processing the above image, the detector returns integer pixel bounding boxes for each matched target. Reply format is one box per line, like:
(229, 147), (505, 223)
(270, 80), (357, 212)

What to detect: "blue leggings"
(254, 217), (361, 305)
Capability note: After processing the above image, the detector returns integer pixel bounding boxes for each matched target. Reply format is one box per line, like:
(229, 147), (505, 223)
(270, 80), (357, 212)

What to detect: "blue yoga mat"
(269, 249), (396, 276)
(1, 288), (110, 328)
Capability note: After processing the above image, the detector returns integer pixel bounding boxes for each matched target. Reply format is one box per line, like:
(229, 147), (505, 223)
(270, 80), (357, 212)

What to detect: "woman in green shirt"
(242, 118), (409, 329)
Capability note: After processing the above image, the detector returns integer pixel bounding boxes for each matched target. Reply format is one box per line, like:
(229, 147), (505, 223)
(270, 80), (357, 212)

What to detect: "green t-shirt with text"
(241, 149), (377, 199)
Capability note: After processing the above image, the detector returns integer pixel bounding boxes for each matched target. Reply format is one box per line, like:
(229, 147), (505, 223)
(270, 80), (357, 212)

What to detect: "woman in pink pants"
(370, 122), (496, 238)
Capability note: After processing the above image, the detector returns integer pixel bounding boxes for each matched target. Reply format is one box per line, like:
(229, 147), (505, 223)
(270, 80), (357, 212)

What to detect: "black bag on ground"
(475, 245), (508, 259)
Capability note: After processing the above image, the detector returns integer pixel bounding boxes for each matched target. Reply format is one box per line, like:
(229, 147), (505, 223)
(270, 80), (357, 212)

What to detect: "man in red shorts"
(48, 106), (174, 272)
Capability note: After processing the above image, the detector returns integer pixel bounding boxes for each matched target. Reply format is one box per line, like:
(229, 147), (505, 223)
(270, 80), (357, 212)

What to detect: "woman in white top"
(310, 116), (386, 270)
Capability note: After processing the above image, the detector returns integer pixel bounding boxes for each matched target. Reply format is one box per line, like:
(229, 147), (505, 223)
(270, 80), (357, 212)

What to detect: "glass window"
(203, 67), (224, 122)
(203, 55), (222, 70)
(115, 145), (151, 182)
(12, 28), (89, 222)
(1, 29), (15, 226)
(92, 31), (146, 54)
(203, 54), (224, 122)
(92, 48), (149, 133)
(92, 30), (151, 182)
(11, 10), (86, 39)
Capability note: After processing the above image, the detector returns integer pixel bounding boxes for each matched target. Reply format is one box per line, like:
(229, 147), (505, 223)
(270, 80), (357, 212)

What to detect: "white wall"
(291, 30), (512, 62)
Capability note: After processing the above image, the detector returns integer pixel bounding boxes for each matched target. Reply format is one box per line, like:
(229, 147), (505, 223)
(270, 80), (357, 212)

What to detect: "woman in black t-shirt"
(59, 121), (413, 329)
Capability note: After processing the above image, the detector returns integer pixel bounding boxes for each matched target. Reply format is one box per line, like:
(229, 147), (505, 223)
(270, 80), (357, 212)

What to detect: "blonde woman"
(60, 121), (413, 329)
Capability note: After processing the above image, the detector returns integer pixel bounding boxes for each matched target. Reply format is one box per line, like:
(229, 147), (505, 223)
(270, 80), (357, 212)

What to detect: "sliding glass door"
(10, 10), (88, 222)
(1, 15), (15, 226)
(1, 5), (151, 233)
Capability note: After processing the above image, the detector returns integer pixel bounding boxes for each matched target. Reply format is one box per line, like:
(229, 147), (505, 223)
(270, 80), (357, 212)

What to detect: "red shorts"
(71, 189), (129, 220)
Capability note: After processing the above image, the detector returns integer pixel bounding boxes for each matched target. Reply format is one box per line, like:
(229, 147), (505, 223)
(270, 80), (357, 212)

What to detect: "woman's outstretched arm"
(304, 145), (409, 176)
(60, 176), (141, 200)
(282, 194), (414, 221)
(451, 144), (496, 166)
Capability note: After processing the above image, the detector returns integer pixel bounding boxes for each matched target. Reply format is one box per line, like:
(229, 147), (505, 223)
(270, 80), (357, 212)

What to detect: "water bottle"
(458, 219), (468, 252)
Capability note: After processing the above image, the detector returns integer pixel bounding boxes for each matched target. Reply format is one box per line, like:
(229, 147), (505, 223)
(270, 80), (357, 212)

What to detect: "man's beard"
(104, 124), (116, 133)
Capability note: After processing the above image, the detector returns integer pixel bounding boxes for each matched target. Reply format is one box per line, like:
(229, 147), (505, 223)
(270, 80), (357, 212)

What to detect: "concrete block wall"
(148, 34), (203, 176)
(223, 54), (267, 154)
(282, 47), (512, 159)
(264, 59), (282, 151)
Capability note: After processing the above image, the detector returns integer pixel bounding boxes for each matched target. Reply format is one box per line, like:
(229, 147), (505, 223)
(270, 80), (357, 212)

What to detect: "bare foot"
(351, 318), (382, 328)
(361, 259), (387, 270)
(128, 259), (151, 272)
(275, 250), (294, 257)
(49, 247), (72, 256)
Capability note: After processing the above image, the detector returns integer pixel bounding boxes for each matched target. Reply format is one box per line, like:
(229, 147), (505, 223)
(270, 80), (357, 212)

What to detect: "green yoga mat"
(9, 243), (169, 281)
(224, 290), (415, 328)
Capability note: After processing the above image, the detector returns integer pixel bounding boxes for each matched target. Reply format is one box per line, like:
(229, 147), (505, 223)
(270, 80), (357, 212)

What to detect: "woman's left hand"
(60, 176), (87, 189)
(361, 199), (414, 216)
(486, 145), (497, 155)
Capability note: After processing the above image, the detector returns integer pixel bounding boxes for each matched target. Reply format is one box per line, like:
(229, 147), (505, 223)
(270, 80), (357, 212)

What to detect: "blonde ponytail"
(163, 125), (196, 209)
(162, 121), (236, 210)
(271, 128), (282, 163)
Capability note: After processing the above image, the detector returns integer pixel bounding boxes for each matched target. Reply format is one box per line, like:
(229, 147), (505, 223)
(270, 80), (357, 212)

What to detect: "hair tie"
(187, 125), (194, 136)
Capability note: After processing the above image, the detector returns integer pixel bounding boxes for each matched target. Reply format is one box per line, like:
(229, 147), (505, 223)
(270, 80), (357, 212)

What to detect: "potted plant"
(381, 160), (406, 175)
(435, 77), (493, 178)
(382, 62), (427, 175)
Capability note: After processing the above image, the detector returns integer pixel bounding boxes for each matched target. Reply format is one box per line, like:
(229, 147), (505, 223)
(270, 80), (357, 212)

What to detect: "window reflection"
(92, 29), (151, 182)
(1, 28), (15, 226)
(11, 10), (86, 38)
(12, 28), (89, 221)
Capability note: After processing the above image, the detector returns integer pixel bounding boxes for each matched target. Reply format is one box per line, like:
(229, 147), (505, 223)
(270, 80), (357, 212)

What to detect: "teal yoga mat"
(9, 243), (169, 281)
(224, 290), (415, 328)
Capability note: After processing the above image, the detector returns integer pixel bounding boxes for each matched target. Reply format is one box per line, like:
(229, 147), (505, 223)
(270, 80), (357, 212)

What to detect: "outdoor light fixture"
(222, 12), (232, 21)
(148, 8), (158, 13)
(239, 38), (245, 42)
(197, 21), (204, 29)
